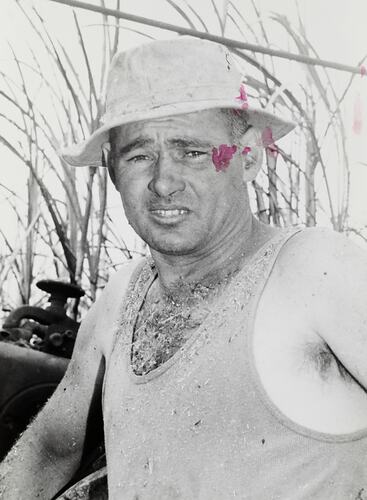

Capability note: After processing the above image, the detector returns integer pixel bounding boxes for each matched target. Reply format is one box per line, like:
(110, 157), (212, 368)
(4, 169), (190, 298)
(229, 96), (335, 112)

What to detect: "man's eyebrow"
(167, 138), (213, 149)
(117, 138), (154, 156)
(116, 136), (212, 156)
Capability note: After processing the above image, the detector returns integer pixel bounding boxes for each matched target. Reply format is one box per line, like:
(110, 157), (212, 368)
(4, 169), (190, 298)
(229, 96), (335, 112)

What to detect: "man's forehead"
(111, 109), (231, 146)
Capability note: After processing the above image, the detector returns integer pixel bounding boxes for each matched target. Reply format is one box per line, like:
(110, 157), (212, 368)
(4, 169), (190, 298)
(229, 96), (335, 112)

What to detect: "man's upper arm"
(39, 258), (142, 458)
(0, 261), (141, 499)
(38, 294), (106, 459)
(283, 227), (367, 389)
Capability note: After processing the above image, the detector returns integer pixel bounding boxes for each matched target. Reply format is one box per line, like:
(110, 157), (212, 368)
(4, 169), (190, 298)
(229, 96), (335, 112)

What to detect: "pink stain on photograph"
(235, 83), (249, 110)
(212, 144), (238, 172)
(262, 127), (278, 157)
(360, 65), (367, 77)
(242, 146), (252, 155)
(353, 94), (363, 135)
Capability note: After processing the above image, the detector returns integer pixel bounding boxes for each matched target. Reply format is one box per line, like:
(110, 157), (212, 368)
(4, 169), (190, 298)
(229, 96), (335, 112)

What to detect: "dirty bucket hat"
(60, 36), (295, 167)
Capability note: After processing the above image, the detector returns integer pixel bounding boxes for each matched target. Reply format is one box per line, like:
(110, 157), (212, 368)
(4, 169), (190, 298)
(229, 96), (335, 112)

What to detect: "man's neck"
(150, 216), (278, 302)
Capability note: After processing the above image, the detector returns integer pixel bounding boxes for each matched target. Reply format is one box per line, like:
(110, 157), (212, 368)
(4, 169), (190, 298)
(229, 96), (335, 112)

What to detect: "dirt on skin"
(131, 269), (242, 376)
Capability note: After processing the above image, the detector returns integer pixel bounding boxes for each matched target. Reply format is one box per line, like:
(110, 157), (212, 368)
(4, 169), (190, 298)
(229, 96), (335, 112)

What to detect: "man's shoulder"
(82, 258), (148, 354)
(105, 257), (147, 288)
(274, 225), (367, 299)
(278, 225), (361, 271)
(284, 225), (345, 252)
(99, 257), (147, 304)
(84, 257), (147, 324)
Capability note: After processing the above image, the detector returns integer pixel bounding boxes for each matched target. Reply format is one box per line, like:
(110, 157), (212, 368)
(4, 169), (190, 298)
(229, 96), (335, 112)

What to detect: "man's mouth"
(149, 206), (190, 223)
(151, 209), (188, 217)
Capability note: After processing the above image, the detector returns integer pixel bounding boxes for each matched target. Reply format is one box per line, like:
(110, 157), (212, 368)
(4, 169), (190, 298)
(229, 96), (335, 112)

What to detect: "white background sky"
(0, 0), (366, 294)
(1, 0), (366, 220)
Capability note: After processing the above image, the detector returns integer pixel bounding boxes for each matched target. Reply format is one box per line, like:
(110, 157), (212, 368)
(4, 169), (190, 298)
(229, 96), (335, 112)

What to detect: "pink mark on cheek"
(212, 144), (238, 172)
(360, 65), (367, 77)
(353, 94), (363, 135)
(242, 146), (252, 155)
(235, 83), (249, 110)
(261, 127), (278, 157)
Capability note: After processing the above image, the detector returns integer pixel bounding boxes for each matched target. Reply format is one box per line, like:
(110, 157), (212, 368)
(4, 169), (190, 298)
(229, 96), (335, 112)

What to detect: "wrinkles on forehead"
(109, 110), (233, 157)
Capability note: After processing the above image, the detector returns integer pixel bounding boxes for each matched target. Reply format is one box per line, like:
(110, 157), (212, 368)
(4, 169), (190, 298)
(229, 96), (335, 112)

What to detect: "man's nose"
(147, 153), (185, 197)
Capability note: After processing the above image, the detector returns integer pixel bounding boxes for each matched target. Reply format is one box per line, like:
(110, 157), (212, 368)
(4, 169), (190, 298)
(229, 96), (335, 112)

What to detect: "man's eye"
(185, 151), (207, 159)
(127, 154), (151, 163)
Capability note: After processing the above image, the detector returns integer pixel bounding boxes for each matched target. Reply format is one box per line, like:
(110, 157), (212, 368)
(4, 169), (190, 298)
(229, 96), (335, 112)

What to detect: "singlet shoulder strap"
(259, 226), (303, 272)
(244, 225), (303, 322)
(106, 257), (153, 358)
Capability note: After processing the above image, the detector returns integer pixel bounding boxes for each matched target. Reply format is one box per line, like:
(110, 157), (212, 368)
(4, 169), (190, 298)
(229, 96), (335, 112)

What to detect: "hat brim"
(60, 100), (295, 167)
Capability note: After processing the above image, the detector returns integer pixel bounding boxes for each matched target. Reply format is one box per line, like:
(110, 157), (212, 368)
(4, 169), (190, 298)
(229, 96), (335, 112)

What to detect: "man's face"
(111, 109), (248, 256)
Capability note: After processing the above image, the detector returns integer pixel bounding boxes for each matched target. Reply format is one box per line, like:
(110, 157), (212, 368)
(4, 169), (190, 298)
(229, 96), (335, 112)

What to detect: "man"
(1, 37), (367, 500)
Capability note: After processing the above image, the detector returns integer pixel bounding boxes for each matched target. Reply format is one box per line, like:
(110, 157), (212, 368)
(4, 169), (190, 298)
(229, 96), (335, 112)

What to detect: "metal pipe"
(50, 0), (365, 75)
(2, 306), (63, 329)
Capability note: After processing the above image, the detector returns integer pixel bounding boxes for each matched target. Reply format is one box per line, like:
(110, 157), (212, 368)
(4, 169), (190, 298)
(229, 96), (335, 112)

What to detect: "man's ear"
(101, 143), (117, 188)
(238, 127), (263, 183)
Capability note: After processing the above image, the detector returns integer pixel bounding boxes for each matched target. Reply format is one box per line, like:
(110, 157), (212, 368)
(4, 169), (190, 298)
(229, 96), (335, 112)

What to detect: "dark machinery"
(0, 280), (106, 497)
(0, 280), (84, 460)
(1, 280), (84, 358)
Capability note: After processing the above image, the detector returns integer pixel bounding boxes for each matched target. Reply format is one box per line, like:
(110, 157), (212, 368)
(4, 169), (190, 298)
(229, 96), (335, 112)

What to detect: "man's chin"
(134, 220), (204, 256)
(145, 234), (201, 256)
(149, 241), (197, 256)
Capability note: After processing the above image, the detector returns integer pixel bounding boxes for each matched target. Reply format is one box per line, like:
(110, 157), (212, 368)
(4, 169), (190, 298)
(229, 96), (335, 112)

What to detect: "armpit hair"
(304, 340), (366, 390)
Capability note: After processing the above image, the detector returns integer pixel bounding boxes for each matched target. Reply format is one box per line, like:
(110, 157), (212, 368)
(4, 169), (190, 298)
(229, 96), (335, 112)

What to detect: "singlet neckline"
(125, 229), (290, 385)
